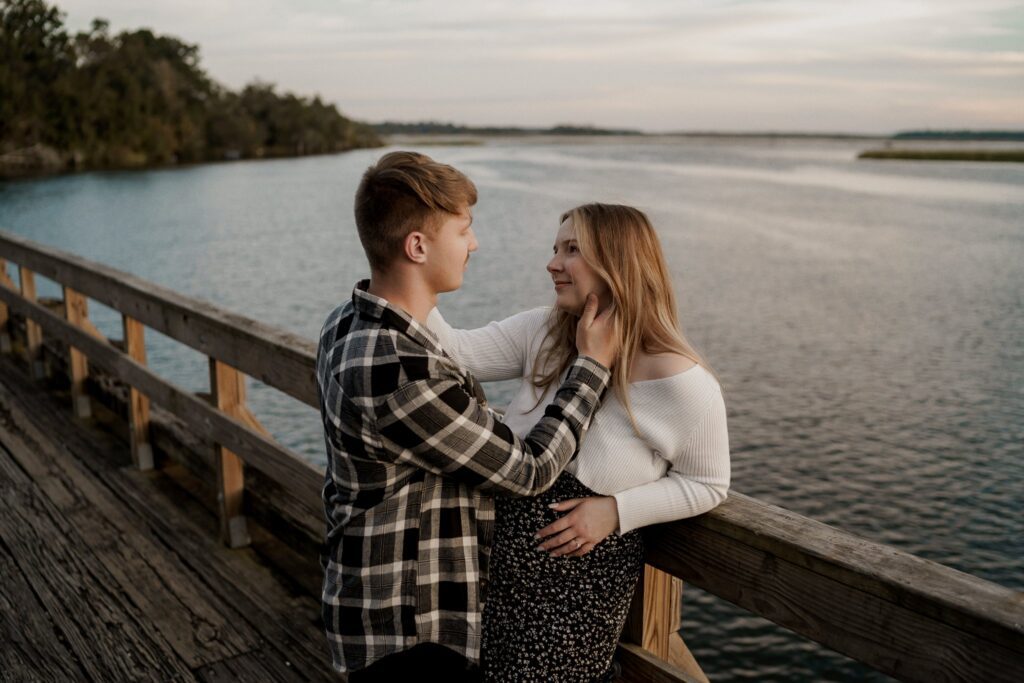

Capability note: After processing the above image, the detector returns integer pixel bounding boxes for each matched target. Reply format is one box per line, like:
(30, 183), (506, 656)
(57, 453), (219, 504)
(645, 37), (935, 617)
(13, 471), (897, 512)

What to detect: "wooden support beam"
(209, 359), (251, 549)
(62, 287), (92, 418)
(18, 267), (46, 378)
(625, 566), (708, 683)
(122, 316), (153, 471)
(0, 258), (13, 352)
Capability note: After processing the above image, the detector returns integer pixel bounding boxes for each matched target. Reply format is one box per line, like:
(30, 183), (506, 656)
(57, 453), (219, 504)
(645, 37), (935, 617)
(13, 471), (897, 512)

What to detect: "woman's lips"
(553, 281), (570, 289)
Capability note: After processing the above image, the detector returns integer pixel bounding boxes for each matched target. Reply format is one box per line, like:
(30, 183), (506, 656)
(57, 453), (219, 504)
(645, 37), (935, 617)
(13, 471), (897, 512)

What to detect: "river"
(1, 136), (1021, 681)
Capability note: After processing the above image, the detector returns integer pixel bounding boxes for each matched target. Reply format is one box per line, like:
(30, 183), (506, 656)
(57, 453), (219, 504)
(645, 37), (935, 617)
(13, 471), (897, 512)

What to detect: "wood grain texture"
(209, 358), (250, 548)
(616, 643), (705, 683)
(0, 285), (323, 517)
(63, 286), (92, 417)
(656, 493), (1024, 653)
(0, 383), (258, 670)
(17, 266), (45, 378)
(122, 315), (153, 470)
(0, 545), (87, 682)
(0, 358), (336, 681)
(0, 442), (196, 680)
(195, 650), (313, 683)
(0, 231), (317, 406)
(0, 258), (12, 353)
(624, 566), (708, 683)
(644, 506), (1024, 682)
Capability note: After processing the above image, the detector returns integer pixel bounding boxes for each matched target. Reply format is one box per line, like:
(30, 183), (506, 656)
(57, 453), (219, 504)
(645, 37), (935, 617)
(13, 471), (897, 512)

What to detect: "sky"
(56, 0), (1024, 134)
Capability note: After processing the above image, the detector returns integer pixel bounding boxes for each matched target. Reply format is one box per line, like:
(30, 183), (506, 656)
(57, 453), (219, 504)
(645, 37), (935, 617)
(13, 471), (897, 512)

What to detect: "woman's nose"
(547, 254), (561, 273)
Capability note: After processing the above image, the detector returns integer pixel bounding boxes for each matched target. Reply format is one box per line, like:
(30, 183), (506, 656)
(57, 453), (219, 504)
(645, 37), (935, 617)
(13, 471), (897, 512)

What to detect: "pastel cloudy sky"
(58, 0), (1024, 133)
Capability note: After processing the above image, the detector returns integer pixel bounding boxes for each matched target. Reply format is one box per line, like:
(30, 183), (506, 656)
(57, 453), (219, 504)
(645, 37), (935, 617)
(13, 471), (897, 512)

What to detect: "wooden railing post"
(19, 266), (46, 378)
(209, 358), (251, 549)
(62, 287), (92, 418)
(626, 565), (709, 683)
(0, 259), (13, 353)
(122, 315), (153, 470)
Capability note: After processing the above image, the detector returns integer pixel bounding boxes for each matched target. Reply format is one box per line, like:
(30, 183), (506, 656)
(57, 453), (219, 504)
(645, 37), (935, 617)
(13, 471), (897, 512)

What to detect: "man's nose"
(469, 229), (479, 252)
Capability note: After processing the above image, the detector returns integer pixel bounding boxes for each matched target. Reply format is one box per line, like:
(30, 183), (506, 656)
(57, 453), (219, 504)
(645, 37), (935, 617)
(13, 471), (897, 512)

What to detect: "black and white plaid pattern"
(317, 281), (610, 673)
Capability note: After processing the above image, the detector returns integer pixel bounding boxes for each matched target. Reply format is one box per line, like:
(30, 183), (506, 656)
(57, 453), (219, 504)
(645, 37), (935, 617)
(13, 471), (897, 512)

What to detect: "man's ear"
(404, 231), (428, 264)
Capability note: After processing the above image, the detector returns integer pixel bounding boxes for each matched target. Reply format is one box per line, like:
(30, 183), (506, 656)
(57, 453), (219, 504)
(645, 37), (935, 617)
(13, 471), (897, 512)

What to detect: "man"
(317, 151), (616, 680)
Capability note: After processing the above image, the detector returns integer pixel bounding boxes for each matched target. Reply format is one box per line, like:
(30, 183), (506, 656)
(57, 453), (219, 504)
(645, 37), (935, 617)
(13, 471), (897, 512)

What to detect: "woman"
(427, 203), (730, 682)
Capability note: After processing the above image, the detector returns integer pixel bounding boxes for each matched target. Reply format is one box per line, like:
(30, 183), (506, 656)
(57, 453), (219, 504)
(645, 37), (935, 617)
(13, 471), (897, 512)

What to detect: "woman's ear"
(404, 231), (428, 264)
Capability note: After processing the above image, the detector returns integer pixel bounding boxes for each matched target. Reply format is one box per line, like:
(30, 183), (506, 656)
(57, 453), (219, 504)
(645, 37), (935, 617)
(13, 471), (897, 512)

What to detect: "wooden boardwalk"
(0, 359), (337, 682)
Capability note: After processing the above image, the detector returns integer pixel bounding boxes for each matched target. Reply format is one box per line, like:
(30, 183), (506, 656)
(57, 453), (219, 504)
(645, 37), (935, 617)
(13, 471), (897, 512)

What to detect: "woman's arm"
(612, 390), (730, 534)
(426, 306), (550, 382)
(536, 389), (730, 555)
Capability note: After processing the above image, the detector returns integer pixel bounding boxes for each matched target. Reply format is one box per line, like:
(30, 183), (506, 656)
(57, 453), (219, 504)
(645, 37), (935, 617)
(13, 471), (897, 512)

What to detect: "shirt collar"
(351, 280), (446, 356)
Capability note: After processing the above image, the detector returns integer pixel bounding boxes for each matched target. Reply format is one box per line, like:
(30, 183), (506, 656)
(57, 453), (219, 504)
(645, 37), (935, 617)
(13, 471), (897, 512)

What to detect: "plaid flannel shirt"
(316, 281), (611, 673)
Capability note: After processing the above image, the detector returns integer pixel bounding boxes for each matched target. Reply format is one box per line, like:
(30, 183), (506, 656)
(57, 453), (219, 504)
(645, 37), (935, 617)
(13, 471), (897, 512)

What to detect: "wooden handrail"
(1, 229), (1021, 681)
(0, 285), (322, 518)
(644, 493), (1024, 681)
(0, 231), (318, 406)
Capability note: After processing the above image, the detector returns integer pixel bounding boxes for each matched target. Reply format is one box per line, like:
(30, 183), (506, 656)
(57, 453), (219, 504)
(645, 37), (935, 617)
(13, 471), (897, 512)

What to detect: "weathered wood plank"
(0, 544), (87, 682)
(640, 566), (681, 658)
(616, 643), (705, 683)
(623, 566), (708, 683)
(46, 351), (324, 597)
(0, 285), (322, 515)
(644, 512), (1024, 682)
(122, 315), (153, 470)
(0, 380), (258, 670)
(210, 358), (251, 548)
(115, 469), (335, 680)
(0, 231), (317, 406)
(194, 650), (314, 683)
(0, 443), (196, 681)
(17, 266), (45, 378)
(0, 358), (335, 681)
(63, 286), (92, 418)
(0, 258), (12, 352)
(668, 493), (1024, 654)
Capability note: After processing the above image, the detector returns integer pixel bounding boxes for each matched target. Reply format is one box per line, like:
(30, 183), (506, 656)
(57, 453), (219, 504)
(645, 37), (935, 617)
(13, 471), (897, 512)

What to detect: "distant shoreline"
(858, 148), (1024, 163)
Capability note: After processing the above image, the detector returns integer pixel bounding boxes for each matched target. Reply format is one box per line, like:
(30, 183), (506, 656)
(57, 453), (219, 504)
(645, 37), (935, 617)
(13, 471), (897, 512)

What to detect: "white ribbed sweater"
(426, 306), (731, 534)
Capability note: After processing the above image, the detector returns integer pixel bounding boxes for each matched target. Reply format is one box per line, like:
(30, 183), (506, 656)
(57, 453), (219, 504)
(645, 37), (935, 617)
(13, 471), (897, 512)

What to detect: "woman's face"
(547, 218), (609, 315)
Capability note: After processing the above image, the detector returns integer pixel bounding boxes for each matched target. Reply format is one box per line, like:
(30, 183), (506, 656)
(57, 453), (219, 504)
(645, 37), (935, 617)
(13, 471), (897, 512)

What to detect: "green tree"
(1, 0), (380, 175)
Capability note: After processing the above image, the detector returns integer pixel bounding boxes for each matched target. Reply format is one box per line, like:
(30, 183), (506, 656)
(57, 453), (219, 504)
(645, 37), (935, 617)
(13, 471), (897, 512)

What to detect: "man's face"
(425, 206), (478, 293)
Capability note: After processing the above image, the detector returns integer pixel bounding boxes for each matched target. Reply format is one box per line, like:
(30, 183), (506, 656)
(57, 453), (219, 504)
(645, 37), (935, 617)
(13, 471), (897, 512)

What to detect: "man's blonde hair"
(354, 151), (477, 272)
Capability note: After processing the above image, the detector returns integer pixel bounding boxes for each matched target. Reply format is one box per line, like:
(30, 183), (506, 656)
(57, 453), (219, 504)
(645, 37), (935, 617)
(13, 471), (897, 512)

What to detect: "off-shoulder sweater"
(426, 306), (730, 534)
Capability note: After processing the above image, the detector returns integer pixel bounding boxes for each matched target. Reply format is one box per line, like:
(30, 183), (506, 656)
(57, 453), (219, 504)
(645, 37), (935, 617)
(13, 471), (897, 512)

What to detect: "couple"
(316, 151), (730, 682)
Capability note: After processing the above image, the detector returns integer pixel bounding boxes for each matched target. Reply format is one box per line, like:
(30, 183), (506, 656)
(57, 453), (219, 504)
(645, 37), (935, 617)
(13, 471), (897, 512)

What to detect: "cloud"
(55, 0), (1024, 132)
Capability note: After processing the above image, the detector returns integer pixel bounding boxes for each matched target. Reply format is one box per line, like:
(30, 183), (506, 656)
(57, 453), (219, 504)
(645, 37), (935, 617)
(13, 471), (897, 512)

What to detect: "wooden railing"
(0, 230), (1021, 682)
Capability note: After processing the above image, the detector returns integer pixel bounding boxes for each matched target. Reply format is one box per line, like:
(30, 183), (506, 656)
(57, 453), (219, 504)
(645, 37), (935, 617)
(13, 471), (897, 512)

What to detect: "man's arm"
(377, 355), (609, 497)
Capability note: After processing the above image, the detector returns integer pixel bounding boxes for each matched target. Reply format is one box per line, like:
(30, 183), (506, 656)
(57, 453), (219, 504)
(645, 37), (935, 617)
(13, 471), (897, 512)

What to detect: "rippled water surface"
(1, 137), (1022, 682)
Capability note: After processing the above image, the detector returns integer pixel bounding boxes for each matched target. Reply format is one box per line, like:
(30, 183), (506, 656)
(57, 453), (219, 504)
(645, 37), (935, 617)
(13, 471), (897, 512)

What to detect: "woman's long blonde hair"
(532, 203), (711, 433)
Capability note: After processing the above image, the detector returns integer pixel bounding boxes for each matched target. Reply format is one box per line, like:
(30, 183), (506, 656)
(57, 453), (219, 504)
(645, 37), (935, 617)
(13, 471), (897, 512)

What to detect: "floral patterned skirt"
(481, 471), (645, 682)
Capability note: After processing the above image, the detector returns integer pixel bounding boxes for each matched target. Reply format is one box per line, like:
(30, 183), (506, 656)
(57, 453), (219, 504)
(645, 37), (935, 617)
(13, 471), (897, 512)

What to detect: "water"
(1, 137), (1021, 681)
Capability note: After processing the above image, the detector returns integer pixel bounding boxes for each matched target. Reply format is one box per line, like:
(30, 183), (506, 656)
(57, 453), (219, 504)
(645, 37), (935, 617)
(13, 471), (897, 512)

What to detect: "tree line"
(373, 121), (642, 136)
(0, 0), (381, 176)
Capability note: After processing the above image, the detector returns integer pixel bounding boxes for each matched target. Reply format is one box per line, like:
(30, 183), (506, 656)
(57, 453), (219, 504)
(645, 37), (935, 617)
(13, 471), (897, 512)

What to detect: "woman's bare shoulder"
(630, 352), (698, 382)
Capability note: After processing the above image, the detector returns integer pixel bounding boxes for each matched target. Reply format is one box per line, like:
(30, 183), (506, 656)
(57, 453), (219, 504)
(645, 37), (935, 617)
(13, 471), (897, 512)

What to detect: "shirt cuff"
(612, 488), (646, 535)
